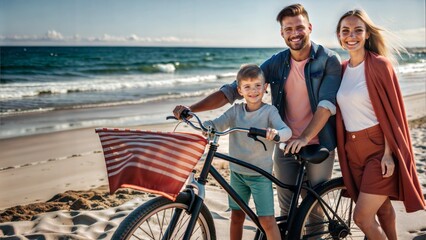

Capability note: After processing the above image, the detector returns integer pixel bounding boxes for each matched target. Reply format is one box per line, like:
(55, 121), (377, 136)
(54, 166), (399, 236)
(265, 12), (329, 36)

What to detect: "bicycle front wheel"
(112, 192), (216, 240)
(289, 177), (364, 239)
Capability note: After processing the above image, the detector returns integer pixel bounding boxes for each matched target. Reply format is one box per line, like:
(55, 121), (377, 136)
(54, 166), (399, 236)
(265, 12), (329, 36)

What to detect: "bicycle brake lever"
(247, 134), (267, 151)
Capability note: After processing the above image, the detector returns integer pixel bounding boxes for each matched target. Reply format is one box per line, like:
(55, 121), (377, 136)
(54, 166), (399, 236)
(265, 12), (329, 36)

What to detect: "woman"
(335, 9), (425, 240)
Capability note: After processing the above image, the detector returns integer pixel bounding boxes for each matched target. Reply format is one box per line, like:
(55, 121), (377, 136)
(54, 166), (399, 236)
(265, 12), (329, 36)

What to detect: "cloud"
(3, 28), (423, 47)
(0, 30), (204, 45)
(0, 30), (64, 42)
(127, 34), (140, 41)
(44, 30), (64, 40)
(0, 34), (40, 41)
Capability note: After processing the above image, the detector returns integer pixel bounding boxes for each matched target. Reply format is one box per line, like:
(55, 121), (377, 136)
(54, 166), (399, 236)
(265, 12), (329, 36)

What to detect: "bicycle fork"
(182, 171), (206, 240)
(165, 144), (215, 240)
(160, 171), (203, 240)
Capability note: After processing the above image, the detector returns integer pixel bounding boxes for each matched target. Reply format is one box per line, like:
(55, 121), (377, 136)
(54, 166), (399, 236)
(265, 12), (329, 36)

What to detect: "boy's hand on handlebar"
(265, 128), (278, 141)
(173, 105), (191, 120)
(284, 137), (309, 154)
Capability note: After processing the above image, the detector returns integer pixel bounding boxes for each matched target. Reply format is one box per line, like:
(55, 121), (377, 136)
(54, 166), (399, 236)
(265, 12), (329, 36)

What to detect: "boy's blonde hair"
(236, 64), (265, 87)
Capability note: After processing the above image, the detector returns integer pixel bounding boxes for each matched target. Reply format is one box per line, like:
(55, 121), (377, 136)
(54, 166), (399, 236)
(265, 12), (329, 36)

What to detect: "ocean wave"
(153, 63), (175, 73)
(0, 90), (214, 116)
(2, 63), (178, 77)
(0, 107), (56, 116)
(3, 60), (236, 78)
(0, 74), (224, 100)
(397, 62), (426, 74)
(80, 63), (177, 74)
(8, 58), (422, 77)
(217, 72), (237, 78)
(2, 60), (239, 78)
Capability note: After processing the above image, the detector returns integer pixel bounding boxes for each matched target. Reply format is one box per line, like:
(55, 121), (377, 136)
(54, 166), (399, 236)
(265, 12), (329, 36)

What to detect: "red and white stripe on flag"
(95, 128), (207, 201)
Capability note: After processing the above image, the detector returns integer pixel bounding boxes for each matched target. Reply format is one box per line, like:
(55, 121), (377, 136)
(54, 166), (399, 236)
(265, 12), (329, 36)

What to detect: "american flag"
(96, 128), (207, 201)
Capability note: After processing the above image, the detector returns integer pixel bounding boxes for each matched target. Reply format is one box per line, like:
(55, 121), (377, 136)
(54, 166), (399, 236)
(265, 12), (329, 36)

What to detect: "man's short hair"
(276, 4), (310, 23)
(236, 64), (265, 86)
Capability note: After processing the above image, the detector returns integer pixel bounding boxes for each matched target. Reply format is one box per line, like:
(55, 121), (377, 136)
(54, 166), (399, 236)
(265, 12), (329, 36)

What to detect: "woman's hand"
(381, 136), (395, 178)
(381, 154), (395, 178)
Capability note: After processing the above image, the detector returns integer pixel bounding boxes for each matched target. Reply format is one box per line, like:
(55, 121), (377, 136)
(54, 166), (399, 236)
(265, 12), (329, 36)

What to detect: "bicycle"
(112, 111), (363, 239)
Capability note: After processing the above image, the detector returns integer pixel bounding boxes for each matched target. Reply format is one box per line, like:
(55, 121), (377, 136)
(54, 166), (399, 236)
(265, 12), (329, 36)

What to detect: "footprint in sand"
(104, 223), (115, 232)
(109, 212), (128, 221)
(72, 214), (97, 226)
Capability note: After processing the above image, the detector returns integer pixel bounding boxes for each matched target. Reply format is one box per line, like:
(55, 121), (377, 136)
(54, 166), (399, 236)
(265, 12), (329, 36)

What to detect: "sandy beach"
(0, 92), (425, 239)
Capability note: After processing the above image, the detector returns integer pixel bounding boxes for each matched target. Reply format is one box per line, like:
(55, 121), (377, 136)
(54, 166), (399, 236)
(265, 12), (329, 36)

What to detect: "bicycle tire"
(112, 192), (216, 240)
(289, 177), (364, 239)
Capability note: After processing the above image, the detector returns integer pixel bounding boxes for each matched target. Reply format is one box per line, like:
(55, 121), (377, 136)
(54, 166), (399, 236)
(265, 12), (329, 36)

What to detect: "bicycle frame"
(176, 139), (326, 240)
(163, 113), (351, 240)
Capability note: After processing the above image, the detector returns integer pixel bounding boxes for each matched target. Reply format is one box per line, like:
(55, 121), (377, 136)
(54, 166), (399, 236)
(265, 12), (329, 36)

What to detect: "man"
(173, 4), (341, 216)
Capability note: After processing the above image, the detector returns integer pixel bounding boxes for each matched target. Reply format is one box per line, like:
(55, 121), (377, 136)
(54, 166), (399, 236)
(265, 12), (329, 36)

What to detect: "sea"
(1, 46), (425, 138)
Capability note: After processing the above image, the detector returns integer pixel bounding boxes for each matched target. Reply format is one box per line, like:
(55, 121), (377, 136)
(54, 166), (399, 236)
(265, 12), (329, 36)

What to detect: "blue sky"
(0, 0), (424, 48)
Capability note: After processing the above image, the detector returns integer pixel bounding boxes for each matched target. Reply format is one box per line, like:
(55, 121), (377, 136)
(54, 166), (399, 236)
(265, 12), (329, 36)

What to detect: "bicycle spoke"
(176, 213), (191, 239)
(132, 230), (145, 240)
(192, 224), (202, 237)
(166, 208), (184, 239)
(155, 210), (164, 239)
(144, 216), (155, 239)
(123, 205), (211, 240)
(139, 227), (154, 240)
(159, 209), (166, 239)
(292, 179), (365, 240)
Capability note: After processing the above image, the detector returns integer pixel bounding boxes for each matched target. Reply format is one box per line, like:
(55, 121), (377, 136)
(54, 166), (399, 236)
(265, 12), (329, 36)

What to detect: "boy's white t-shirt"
(204, 103), (291, 175)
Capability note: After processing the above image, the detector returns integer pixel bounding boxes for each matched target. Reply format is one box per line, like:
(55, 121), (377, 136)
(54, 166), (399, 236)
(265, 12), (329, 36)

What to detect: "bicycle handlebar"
(167, 110), (281, 142)
(248, 127), (280, 142)
(168, 110), (330, 163)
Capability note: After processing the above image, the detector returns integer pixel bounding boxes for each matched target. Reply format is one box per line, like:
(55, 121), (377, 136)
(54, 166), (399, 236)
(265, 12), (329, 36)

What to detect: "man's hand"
(173, 105), (191, 119)
(283, 107), (332, 154)
(284, 137), (309, 154)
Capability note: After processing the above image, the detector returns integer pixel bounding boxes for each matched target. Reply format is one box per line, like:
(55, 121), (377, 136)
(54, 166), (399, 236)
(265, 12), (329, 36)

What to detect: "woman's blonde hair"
(336, 9), (405, 64)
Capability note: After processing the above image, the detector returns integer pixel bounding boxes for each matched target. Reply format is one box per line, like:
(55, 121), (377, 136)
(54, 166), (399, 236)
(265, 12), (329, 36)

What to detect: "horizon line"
(1, 45), (425, 50)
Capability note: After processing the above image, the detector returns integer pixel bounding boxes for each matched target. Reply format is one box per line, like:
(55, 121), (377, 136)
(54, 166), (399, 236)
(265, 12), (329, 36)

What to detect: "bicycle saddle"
(298, 144), (330, 164)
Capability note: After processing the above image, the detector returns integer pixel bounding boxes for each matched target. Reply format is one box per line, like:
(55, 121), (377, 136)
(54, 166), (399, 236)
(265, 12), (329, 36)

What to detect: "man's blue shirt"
(221, 41), (342, 150)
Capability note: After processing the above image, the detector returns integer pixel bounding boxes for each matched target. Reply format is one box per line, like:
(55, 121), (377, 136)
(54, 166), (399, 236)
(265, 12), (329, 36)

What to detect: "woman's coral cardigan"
(336, 51), (425, 213)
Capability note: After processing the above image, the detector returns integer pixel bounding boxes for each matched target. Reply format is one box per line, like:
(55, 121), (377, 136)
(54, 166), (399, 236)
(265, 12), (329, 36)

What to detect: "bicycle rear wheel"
(112, 192), (216, 240)
(289, 177), (364, 239)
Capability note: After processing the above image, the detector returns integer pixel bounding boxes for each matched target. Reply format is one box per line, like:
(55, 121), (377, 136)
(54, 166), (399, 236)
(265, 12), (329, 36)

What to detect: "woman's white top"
(337, 61), (379, 132)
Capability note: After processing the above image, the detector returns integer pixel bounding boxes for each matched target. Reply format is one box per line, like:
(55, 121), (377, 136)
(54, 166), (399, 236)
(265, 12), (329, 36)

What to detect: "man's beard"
(286, 36), (308, 51)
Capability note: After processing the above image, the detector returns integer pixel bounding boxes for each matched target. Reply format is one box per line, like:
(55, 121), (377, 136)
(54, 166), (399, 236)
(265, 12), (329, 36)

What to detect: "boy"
(204, 64), (292, 240)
